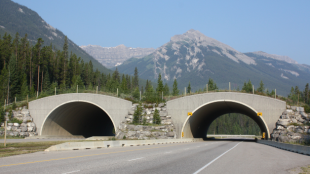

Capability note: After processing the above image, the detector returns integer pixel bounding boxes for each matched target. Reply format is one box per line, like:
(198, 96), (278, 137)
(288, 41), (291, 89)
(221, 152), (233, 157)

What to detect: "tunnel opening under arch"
(182, 100), (269, 139)
(41, 102), (115, 138)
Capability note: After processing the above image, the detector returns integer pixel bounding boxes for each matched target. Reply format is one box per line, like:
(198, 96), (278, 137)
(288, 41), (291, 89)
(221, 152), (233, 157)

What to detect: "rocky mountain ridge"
(80, 44), (155, 68)
(116, 29), (310, 95)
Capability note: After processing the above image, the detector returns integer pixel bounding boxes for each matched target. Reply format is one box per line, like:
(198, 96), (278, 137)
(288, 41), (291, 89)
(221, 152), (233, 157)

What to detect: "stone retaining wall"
(270, 105), (310, 143)
(0, 106), (38, 137)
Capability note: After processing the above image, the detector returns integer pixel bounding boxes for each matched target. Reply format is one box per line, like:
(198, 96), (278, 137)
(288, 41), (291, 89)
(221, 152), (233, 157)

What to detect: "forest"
(0, 32), (310, 135)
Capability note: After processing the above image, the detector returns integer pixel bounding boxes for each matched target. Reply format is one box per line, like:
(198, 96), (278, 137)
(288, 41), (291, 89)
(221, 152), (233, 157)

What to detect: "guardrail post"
(206, 84), (208, 93)
(229, 82), (231, 92)
(77, 85), (78, 93)
(96, 86), (98, 94)
(55, 87), (56, 95)
(15, 97), (16, 103)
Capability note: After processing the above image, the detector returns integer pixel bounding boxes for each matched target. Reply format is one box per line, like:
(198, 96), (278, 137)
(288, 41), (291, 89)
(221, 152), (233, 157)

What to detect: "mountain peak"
(168, 30), (256, 65)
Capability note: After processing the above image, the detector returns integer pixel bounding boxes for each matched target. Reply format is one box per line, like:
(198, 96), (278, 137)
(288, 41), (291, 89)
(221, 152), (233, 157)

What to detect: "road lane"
(1, 140), (309, 174)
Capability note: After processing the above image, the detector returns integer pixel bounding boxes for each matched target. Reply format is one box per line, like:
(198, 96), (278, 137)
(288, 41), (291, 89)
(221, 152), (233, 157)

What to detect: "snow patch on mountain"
(18, 8), (24, 13)
(281, 73), (289, 79)
(280, 69), (299, 77)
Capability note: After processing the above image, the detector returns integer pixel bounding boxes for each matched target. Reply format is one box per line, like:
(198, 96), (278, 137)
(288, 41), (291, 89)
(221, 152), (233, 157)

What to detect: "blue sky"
(13, 0), (310, 65)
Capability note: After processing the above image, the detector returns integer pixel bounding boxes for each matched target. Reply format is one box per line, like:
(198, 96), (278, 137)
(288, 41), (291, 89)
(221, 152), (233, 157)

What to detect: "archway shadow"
(42, 102), (115, 138)
(185, 101), (268, 139)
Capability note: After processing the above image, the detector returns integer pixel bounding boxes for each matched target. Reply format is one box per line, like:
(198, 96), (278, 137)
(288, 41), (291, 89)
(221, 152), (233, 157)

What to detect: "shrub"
(123, 135), (126, 139)
(303, 105), (310, 113)
(8, 118), (22, 124)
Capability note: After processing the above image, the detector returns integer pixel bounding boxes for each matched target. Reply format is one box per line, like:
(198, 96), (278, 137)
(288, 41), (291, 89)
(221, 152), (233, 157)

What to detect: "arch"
(181, 100), (270, 139)
(41, 100), (116, 138)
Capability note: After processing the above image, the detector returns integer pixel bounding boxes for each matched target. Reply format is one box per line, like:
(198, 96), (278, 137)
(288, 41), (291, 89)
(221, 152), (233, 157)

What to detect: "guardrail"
(257, 140), (310, 155)
(207, 134), (259, 139)
(45, 138), (203, 151)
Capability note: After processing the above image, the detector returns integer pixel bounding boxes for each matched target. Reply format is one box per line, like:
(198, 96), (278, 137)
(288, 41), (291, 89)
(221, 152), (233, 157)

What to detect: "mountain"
(80, 44), (155, 68)
(0, 0), (111, 74)
(116, 29), (310, 95)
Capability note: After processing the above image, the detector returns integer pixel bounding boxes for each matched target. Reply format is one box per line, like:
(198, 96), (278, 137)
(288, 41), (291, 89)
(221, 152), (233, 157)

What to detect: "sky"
(13, 0), (310, 65)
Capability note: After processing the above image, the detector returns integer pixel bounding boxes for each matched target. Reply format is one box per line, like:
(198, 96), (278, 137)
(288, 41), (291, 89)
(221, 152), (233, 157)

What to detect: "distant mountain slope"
(80, 44), (155, 68)
(116, 29), (310, 95)
(0, 0), (111, 74)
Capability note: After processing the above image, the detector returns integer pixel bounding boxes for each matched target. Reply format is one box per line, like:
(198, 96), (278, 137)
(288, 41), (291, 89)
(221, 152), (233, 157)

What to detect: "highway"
(0, 140), (309, 174)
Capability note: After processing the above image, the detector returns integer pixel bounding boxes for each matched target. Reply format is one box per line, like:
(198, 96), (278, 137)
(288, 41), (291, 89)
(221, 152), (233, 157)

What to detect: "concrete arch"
(28, 93), (132, 137)
(166, 92), (286, 139)
(41, 100), (116, 138)
(181, 100), (270, 139)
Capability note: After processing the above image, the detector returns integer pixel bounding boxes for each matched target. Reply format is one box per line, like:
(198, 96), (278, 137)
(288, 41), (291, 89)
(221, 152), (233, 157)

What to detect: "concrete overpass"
(28, 92), (286, 139)
(28, 93), (131, 138)
(167, 92), (286, 139)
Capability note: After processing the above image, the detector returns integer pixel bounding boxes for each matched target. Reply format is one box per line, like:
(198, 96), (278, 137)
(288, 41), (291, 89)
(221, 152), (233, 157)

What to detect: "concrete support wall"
(167, 92), (286, 139)
(29, 93), (132, 136)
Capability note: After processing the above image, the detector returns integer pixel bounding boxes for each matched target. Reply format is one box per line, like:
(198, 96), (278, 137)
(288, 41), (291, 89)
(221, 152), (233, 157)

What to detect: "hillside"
(80, 44), (155, 68)
(0, 0), (111, 74)
(116, 29), (310, 95)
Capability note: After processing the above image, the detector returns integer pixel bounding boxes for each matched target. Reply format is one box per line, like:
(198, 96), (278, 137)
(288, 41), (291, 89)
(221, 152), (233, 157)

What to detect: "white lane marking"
(128, 157), (144, 161)
(193, 142), (241, 174)
(62, 170), (80, 174)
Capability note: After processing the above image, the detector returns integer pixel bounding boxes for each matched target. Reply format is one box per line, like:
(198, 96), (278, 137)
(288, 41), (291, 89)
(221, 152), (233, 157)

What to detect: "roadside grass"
(300, 165), (310, 174)
(0, 136), (25, 139)
(0, 141), (78, 158)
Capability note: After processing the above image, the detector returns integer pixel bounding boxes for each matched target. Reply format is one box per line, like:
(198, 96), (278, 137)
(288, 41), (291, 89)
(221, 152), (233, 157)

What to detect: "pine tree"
(121, 74), (128, 93)
(19, 70), (29, 98)
(9, 54), (19, 99)
(156, 73), (164, 94)
(163, 83), (169, 96)
(257, 80), (264, 93)
(172, 79), (179, 96)
(187, 81), (191, 94)
(133, 67), (139, 89)
(304, 83), (309, 104)
(133, 103), (143, 124)
(153, 109), (161, 124)
(208, 78), (218, 91)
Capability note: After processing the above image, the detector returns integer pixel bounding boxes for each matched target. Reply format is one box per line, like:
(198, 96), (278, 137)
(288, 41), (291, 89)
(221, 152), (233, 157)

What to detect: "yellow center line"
(0, 143), (186, 168)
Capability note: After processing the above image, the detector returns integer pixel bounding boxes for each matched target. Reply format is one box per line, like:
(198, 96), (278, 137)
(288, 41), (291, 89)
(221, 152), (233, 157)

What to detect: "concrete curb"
(45, 138), (203, 151)
(257, 140), (310, 155)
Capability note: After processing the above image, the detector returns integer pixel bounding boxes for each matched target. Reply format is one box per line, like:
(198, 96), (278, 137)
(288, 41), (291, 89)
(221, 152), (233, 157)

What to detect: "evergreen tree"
(257, 80), (264, 93)
(163, 83), (169, 96)
(133, 67), (139, 89)
(242, 80), (253, 93)
(8, 54), (19, 99)
(156, 73), (164, 94)
(121, 74), (128, 93)
(19, 70), (29, 98)
(133, 103), (143, 124)
(208, 78), (218, 91)
(304, 83), (309, 104)
(172, 79), (179, 96)
(187, 81), (191, 94)
(153, 108), (161, 124)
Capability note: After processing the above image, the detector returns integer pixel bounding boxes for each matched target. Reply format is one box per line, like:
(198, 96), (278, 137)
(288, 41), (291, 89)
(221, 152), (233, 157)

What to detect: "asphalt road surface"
(1, 140), (310, 174)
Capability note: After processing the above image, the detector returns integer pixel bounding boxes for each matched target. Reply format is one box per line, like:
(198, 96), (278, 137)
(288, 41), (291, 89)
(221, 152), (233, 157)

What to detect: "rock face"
(270, 105), (310, 144)
(80, 44), (155, 68)
(116, 103), (176, 140)
(0, 106), (38, 137)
